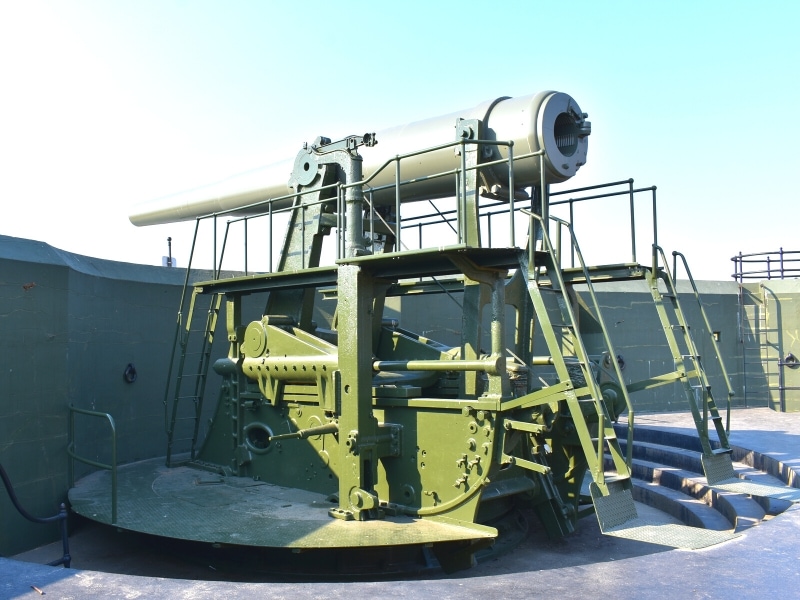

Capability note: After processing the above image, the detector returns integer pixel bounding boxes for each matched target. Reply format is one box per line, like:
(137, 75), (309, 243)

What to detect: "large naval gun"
(69, 91), (738, 573)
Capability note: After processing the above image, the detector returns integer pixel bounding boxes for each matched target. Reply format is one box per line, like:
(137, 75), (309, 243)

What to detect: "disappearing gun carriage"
(70, 91), (737, 573)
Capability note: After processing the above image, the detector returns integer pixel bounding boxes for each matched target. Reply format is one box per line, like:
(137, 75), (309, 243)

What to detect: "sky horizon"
(2, 1), (798, 281)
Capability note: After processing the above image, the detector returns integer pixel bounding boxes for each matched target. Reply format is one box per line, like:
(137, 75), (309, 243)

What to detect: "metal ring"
(123, 363), (138, 383)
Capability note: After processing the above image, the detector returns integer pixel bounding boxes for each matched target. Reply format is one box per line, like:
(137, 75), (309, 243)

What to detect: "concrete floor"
(2, 408), (799, 599)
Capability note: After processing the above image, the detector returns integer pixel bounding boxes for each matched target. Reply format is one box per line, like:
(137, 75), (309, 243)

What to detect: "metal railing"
(548, 179), (658, 268)
(653, 247), (733, 436)
(352, 139), (542, 254)
(732, 249), (800, 282)
(0, 463), (71, 567)
(672, 250), (735, 432)
(178, 138), (547, 278)
(67, 405), (118, 525)
(166, 139), (546, 376)
(391, 178), (660, 272)
(525, 210), (636, 468)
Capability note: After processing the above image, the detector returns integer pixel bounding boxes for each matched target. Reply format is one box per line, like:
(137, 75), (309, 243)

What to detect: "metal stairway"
(519, 213), (742, 549)
(523, 212), (637, 529)
(164, 286), (223, 466)
(642, 246), (735, 484)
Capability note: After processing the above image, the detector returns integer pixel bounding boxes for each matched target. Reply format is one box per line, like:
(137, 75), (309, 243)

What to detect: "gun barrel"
(129, 91), (589, 227)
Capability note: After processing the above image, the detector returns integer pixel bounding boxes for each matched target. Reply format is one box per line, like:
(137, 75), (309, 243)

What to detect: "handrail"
(364, 146), (545, 254)
(391, 177), (661, 271)
(731, 248), (800, 282)
(672, 250), (734, 434)
(352, 140), (540, 252)
(180, 137), (544, 279)
(651, 245), (725, 446)
(549, 180), (657, 267)
(67, 405), (118, 525)
(177, 137), (662, 287)
(0, 463), (71, 567)
(522, 209), (635, 470)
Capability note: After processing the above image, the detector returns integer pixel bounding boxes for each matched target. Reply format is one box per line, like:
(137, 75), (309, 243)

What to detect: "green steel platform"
(67, 458), (496, 549)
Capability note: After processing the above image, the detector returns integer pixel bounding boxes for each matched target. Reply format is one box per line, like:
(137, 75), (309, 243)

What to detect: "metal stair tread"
(722, 466), (798, 513)
(586, 476), (739, 549)
(709, 478), (800, 503)
(616, 439), (773, 516)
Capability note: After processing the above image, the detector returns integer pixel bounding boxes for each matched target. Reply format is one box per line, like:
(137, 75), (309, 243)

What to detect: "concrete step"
(606, 423), (785, 532)
(619, 454), (764, 532)
(614, 422), (720, 453)
(722, 463), (794, 515)
(628, 478), (733, 531)
(616, 438), (767, 527)
(615, 422), (800, 491)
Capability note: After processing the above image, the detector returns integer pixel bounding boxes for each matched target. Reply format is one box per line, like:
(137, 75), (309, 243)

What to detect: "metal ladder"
(644, 245), (735, 483)
(164, 287), (222, 466)
(739, 287), (776, 407)
(523, 211), (636, 527)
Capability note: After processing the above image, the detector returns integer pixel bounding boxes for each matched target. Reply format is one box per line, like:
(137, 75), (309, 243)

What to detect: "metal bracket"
(313, 133), (377, 155)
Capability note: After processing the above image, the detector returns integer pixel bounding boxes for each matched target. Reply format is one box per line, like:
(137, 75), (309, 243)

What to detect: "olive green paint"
(2, 234), (796, 557)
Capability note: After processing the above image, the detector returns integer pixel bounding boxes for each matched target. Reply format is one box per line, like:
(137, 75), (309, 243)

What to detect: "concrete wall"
(575, 279), (748, 413)
(0, 236), (218, 556)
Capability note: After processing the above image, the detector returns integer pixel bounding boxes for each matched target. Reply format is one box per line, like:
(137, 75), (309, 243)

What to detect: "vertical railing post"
(508, 141), (515, 247)
(216, 222), (230, 278)
(368, 190), (375, 252)
(569, 200), (575, 267)
(243, 217), (248, 275)
(300, 203), (306, 269)
(528, 212), (535, 265)
(539, 154), (548, 251)
(337, 186), (343, 260)
(268, 201), (273, 272)
(459, 140), (467, 244)
(628, 178), (636, 263)
(111, 428), (117, 525)
(555, 221), (562, 268)
(736, 251), (742, 282)
(651, 187), (658, 252)
(212, 215), (218, 278)
(67, 406), (118, 526)
(395, 158), (402, 251)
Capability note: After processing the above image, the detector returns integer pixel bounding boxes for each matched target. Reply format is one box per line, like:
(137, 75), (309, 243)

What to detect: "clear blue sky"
(1, 0), (797, 280)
